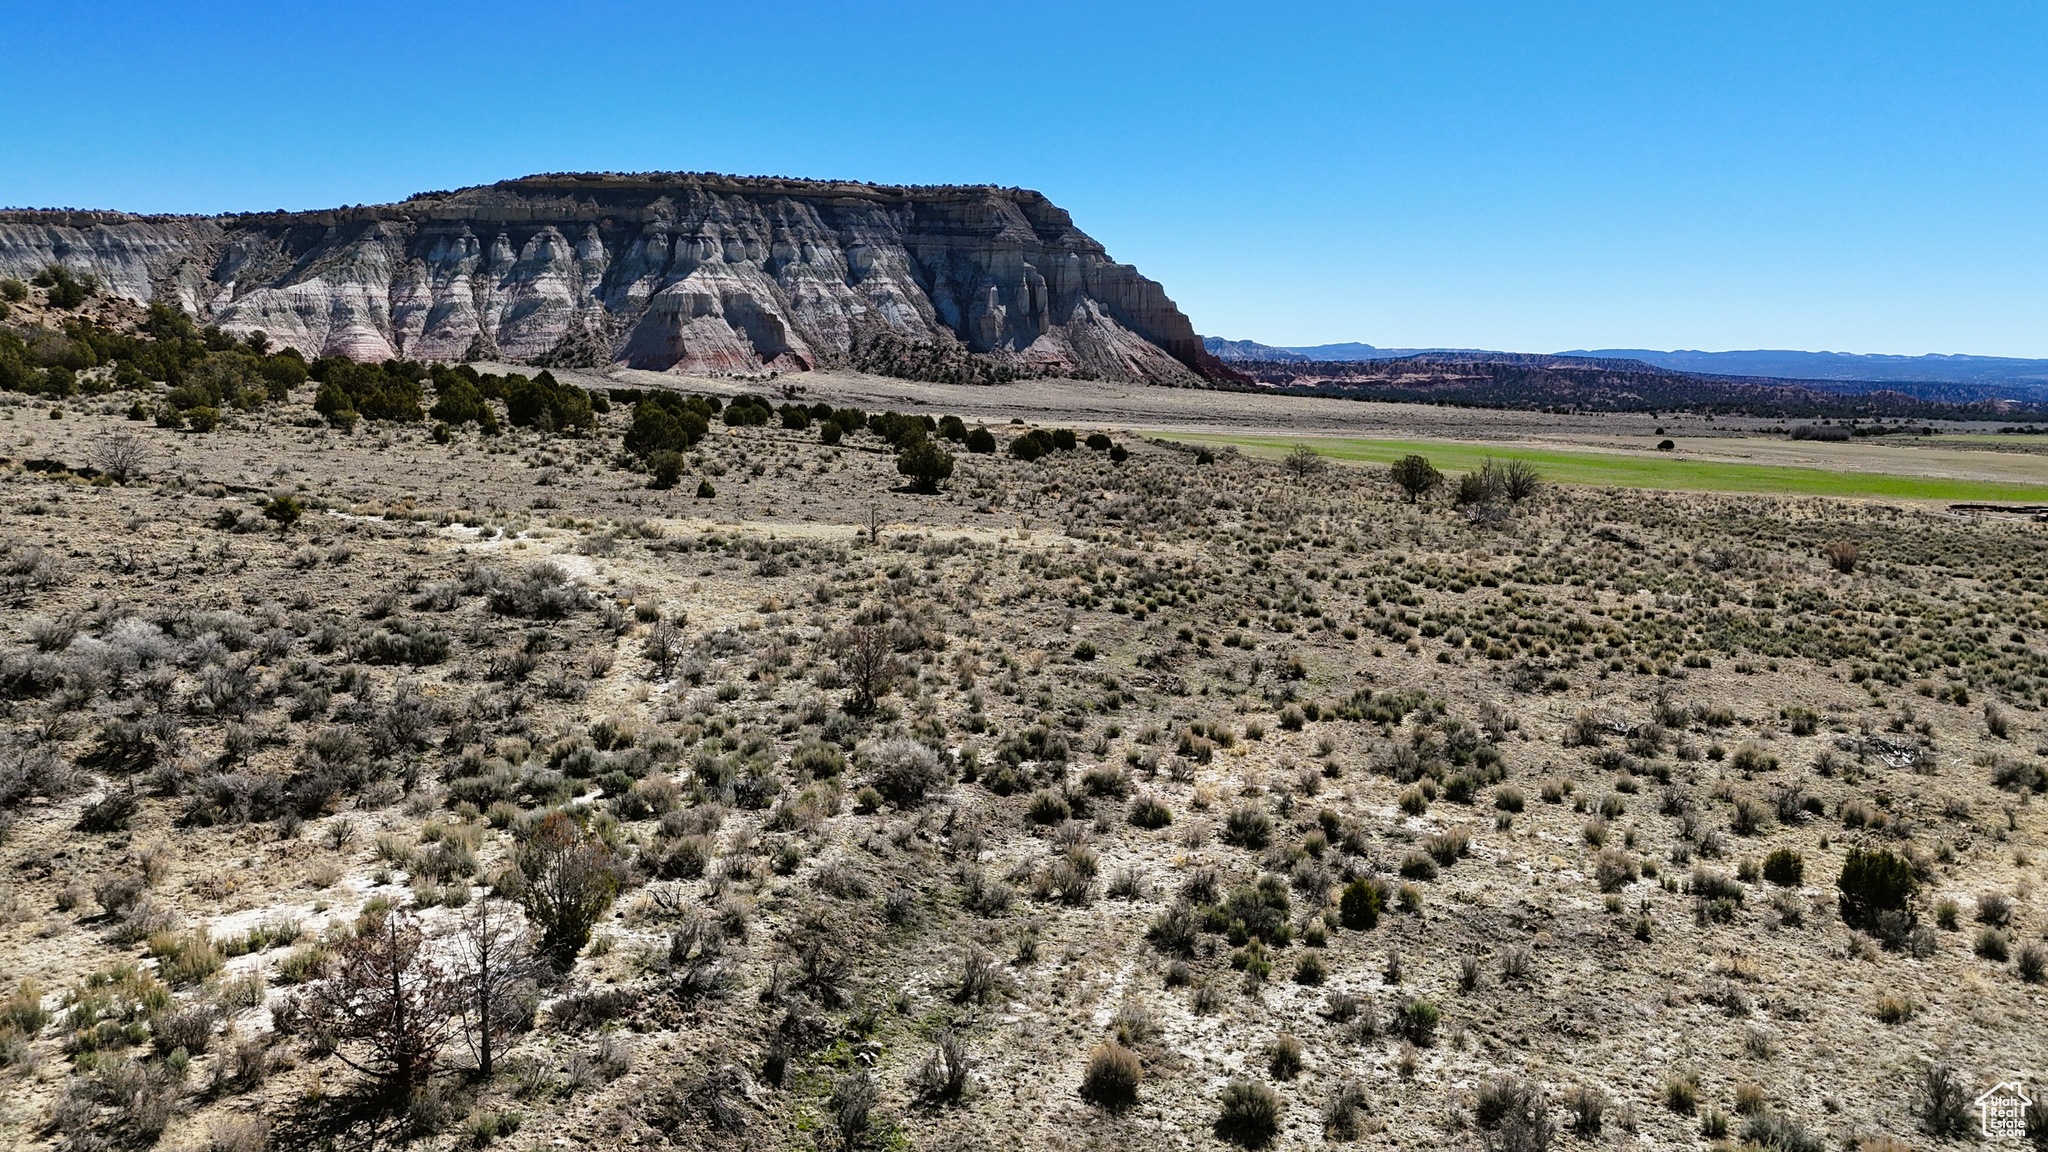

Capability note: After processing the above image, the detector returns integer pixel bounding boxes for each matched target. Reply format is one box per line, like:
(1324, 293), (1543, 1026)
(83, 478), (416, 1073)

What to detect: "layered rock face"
(0, 174), (1216, 384)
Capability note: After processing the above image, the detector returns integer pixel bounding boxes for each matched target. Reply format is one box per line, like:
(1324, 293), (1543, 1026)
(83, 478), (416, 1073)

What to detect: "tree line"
(1, 304), (307, 418)
(1, 301), (1134, 496)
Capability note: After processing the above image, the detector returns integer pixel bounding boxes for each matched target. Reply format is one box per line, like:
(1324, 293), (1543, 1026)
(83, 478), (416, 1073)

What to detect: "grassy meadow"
(1165, 431), (2048, 503)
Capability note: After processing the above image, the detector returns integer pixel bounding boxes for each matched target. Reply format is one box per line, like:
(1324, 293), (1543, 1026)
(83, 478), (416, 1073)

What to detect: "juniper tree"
(513, 813), (623, 971)
(281, 910), (456, 1094)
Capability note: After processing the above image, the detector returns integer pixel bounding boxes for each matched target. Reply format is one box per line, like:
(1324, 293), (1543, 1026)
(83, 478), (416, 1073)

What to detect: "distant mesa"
(1204, 337), (1492, 364)
(0, 173), (1232, 385)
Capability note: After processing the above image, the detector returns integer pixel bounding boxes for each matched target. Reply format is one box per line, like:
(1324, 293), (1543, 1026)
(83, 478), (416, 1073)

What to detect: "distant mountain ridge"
(1205, 335), (2048, 393)
(1204, 337), (1470, 363)
(1566, 348), (2048, 389)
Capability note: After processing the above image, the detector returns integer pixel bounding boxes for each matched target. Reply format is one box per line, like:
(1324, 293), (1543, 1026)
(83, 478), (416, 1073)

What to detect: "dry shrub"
(1593, 848), (1638, 893)
(1080, 1042), (1141, 1110)
(207, 1116), (270, 1152)
(1215, 1078), (1284, 1147)
(911, 1031), (974, 1102)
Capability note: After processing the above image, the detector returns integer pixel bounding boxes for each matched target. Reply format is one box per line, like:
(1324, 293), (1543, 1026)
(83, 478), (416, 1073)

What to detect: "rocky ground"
(0, 371), (2044, 1152)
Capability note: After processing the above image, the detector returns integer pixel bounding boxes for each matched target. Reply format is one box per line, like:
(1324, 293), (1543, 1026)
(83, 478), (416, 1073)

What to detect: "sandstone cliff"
(0, 174), (1219, 384)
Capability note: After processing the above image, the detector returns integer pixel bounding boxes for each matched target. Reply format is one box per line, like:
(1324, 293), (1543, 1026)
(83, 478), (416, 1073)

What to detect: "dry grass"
(0, 372), (2039, 1151)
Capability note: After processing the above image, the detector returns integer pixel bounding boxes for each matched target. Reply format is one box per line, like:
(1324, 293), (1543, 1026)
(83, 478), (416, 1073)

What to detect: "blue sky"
(4, 1), (2044, 356)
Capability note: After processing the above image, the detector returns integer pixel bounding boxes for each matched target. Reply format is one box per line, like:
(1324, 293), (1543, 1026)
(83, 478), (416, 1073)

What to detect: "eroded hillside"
(0, 175), (1216, 384)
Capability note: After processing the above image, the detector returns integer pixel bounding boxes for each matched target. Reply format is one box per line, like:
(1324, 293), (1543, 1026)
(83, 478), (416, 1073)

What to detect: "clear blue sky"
(4, 1), (2044, 357)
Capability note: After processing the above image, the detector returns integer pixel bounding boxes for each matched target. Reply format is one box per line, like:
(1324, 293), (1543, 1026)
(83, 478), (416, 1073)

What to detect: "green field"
(1162, 433), (2048, 503)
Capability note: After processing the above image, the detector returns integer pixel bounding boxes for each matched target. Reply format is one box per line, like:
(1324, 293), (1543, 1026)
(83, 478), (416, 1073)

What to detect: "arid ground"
(1, 368), (2044, 1152)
